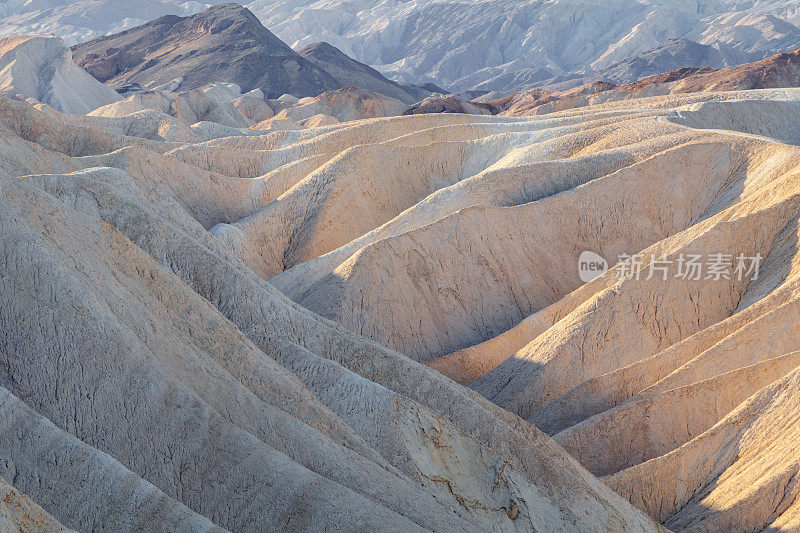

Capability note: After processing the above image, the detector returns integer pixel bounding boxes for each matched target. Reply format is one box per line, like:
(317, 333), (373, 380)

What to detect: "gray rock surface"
(299, 41), (424, 104)
(70, 4), (342, 99)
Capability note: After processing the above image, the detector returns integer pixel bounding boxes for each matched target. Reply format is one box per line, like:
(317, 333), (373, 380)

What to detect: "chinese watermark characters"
(578, 252), (762, 282)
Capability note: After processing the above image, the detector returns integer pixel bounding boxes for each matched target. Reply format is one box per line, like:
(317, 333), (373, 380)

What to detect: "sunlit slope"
(0, 92), (663, 531)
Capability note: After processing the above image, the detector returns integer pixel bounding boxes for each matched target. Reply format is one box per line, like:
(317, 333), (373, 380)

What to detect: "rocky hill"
(491, 45), (800, 116)
(70, 4), (342, 98)
(298, 41), (427, 104)
(5, 0), (800, 93)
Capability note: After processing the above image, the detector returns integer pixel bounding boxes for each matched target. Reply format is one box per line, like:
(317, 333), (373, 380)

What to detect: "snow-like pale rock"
(201, 82), (242, 104)
(0, 34), (120, 113)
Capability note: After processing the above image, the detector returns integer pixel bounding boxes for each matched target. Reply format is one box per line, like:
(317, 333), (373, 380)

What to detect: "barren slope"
(188, 86), (800, 530)
(0, 84), (662, 531)
(5, 30), (800, 530)
(69, 4), (341, 98)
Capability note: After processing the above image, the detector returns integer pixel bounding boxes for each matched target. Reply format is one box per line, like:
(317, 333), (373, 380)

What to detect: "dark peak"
(71, 0), (341, 98)
(299, 42), (349, 61)
(184, 3), (264, 32)
(196, 3), (253, 17)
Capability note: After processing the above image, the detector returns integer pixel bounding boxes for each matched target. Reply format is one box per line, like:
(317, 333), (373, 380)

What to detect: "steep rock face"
(0, 93), (662, 531)
(0, 34), (120, 113)
(299, 41), (423, 104)
(70, 4), (342, 98)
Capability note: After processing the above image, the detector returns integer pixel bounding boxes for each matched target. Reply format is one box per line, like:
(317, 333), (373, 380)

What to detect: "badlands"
(2, 6), (800, 533)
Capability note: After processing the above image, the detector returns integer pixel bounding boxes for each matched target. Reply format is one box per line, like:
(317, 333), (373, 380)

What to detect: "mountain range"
(69, 4), (436, 102)
(4, 0), (800, 93)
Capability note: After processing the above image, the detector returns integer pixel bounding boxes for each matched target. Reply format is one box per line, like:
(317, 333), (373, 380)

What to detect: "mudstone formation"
(1, 5), (800, 533)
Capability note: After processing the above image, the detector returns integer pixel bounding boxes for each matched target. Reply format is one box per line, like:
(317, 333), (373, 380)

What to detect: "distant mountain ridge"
(596, 38), (759, 84)
(5, 1), (800, 94)
(488, 44), (800, 116)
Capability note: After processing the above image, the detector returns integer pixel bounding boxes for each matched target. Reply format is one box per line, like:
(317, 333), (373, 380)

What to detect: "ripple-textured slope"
(193, 85), (800, 530)
(0, 86), (661, 531)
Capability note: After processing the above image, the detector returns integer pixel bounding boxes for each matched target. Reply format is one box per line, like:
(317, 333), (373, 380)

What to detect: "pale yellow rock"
(5, 57), (800, 531)
(0, 477), (73, 532)
(0, 87), (665, 532)
(300, 113), (340, 128)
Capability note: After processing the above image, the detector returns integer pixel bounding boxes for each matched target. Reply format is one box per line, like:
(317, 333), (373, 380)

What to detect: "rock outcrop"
(0, 476), (73, 533)
(267, 87), (406, 125)
(299, 42), (425, 104)
(0, 34), (120, 113)
(70, 4), (342, 99)
(404, 96), (498, 115)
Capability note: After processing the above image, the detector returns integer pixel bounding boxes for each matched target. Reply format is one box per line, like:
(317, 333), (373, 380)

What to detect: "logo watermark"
(578, 251), (762, 282)
(578, 251), (609, 282)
